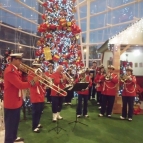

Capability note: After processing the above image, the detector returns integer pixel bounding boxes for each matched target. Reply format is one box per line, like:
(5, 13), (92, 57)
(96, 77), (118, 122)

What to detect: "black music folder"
(72, 82), (89, 91)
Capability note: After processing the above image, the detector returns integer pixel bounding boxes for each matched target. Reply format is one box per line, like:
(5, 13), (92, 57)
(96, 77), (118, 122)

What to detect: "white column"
(76, 0), (84, 63)
(86, 0), (90, 68)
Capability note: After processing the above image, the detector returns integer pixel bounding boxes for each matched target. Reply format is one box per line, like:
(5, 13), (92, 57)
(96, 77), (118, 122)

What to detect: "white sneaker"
(120, 116), (125, 120)
(64, 103), (68, 105)
(53, 113), (57, 122)
(98, 114), (103, 117)
(33, 128), (40, 133)
(97, 102), (100, 105)
(107, 115), (111, 118)
(84, 115), (89, 118)
(68, 102), (72, 105)
(98, 106), (101, 109)
(37, 124), (42, 128)
(57, 112), (63, 120)
(77, 115), (81, 118)
(128, 118), (132, 121)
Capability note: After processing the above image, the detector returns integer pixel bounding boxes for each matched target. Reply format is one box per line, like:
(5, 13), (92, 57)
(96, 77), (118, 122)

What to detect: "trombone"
(120, 74), (130, 82)
(19, 63), (67, 96)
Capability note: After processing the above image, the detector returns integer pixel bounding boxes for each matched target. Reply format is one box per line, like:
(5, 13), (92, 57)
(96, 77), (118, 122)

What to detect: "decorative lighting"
(84, 49), (86, 52)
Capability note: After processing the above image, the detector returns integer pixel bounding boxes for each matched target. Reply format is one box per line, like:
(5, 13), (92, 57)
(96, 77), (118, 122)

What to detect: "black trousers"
(65, 90), (73, 103)
(122, 96), (135, 118)
(4, 107), (21, 143)
(91, 84), (96, 99)
(97, 91), (103, 105)
(88, 87), (92, 100)
(51, 96), (64, 113)
(100, 95), (115, 115)
(32, 102), (43, 130)
(77, 94), (88, 115)
(46, 88), (51, 102)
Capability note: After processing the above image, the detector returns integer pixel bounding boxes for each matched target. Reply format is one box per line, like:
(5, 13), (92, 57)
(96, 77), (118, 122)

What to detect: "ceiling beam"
(16, 0), (43, 16)
(120, 45), (131, 55)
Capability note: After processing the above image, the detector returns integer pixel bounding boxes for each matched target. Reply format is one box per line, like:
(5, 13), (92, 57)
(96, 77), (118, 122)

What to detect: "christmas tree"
(1, 48), (13, 71)
(36, 0), (83, 70)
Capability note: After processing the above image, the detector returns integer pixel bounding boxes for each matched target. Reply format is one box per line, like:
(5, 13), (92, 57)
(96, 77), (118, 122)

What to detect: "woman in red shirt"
(28, 63), (45, 133)
(120, 67), (136, 121)
(94, 65), (105, 109)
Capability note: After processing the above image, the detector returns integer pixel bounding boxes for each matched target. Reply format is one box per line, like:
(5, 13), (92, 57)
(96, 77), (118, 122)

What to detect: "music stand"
(68, 82), (89, 131)
(48, 92), (66, 134)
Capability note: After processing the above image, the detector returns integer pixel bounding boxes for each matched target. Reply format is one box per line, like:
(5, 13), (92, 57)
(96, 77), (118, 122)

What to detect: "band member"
(50, 66), (67, 122)
(98, 65), (118, 117)
(76, 69), (92, 118)
(64, 68), (74, 105)
(94, 65), (105, 109)
(4, 53), (38, 143)
(28, 62), (45, 133)
(120, 67), (136, 121)
(45, 63), (54, 104)
(88, 69), (94, 100)
(90, 61), (98, 100)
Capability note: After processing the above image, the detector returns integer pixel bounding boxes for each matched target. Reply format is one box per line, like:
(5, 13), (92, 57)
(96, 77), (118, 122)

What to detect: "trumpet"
(19, 64), (67, 96)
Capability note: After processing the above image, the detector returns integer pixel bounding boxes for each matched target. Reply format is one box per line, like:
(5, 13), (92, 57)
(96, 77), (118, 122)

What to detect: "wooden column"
(112, 45), (122, 114)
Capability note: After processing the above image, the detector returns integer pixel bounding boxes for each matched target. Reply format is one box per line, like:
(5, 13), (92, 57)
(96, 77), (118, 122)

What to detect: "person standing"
(45, 63), (54, 104)
(4, 53), (38, 143)
(98, 65), (118, 117)
(64, 68), (74, 105)
(90, 61), (98, 100)
(76, 69), (92, 118)
(120, 67), (136, 121)
(28, 62), (45, 133)
(94, 65), (105, 109)
(50, 66), (67, 122)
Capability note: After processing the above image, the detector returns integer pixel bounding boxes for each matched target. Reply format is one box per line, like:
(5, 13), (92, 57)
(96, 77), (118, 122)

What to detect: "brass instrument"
(105, 73), (111, 81)
(19, 64), (67, 96)
(64, 71), (74, 84)
(63, 72), (74, 90)
(78, 69), (86, 82)
(120, 74), (131, 82)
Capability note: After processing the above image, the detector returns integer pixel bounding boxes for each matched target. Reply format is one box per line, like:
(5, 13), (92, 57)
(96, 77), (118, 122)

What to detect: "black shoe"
(14, 137), (24, 142)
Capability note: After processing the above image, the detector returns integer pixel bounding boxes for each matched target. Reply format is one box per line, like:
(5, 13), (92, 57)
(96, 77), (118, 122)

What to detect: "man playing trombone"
(4, 53), (39, 143)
